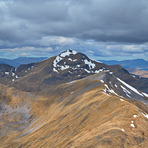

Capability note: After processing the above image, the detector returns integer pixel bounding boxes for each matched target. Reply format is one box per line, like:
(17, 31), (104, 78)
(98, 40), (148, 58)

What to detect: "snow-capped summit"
(53, 49), (105, 74)
(60, 49), (77, 58)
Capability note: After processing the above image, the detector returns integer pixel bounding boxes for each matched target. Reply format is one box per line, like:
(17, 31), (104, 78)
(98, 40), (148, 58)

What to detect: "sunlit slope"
(0, 72), (148, 148)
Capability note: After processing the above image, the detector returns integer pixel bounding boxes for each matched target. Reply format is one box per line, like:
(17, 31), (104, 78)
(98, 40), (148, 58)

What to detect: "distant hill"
(100, 59), (148, 71)
(0, 57), (47, 67)
(127, 68), (148, 78)
(0, 58), (20, 67)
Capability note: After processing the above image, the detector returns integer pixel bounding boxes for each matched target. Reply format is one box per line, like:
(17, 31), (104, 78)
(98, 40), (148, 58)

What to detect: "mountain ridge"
(0, 49), (148, 94)
(0, 57), (47, 67)
(100, 59), (148, 71)
(0, 49), (148, 147)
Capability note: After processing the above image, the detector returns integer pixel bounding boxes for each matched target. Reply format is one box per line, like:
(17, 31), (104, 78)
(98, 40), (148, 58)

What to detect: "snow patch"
(130, 123), (135, 127)
(121, 85), (131, 94)
(141, 112), (148, 119)
(115, 84), (117, 88)
(94, 69), (104, 73)
(53, 68), (59, 73)
(60, 65), (70, 70)
(100, 80), (104, 83)
(133, 115), (138, 118)
(60, 49), (77, 58)
(12, 72), (15, 76)
(121, 129), (125, 132)
(104, 84), (119, 96)
(15, 75), (19, 78)
(120, 99), (124, 101)
(53, 56), (63, 67)
(84, 69), (91, 73)
(67, 80), (75, 84)
(68, 58), (72, 61)
(142, 92), (148, 97)
(73, 59), (78, 62)
(5, 72), (9, 75)
(126, 94), (131, 98)
(117, 78), (144, 97)
(84, 59), (96, 69)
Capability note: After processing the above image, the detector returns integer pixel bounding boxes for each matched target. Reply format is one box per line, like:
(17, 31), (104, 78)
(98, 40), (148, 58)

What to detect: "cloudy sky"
(1, 0), (148, 61)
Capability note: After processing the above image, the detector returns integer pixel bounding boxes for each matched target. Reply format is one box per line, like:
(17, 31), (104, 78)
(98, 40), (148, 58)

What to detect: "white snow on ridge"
(5, 72), (9, 75)
(53, 56), (63, 67)
(100, 80), (104, 83)
(104, 84), (119, 96)
(141, 112), (148, 119)
(53, 68), (59, 73)
(94, 69), (104, 73)
(121, 129), (125, 132)
(115, 84), (117, 88)
(117, 78), (144, 97)
(84, 69), (91, 73)
(121, 85), (131, 94)
(84, 59), (96, 69)
(12, 72), (15, 77)
(68, 58), (72, 61)
(60, 65), (70, 70)
(142, 92), (148, 98)
(15, 75), (19, 78)
(73, 59), (78, 62)
(133, 115), (138, 118)
(131, 123), (135, 127)
(60, 49), (77, 57)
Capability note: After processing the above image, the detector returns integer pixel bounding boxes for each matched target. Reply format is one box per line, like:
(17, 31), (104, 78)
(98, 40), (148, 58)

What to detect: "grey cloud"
(1, 0), (148, 59)
(1, 0), (148, 45)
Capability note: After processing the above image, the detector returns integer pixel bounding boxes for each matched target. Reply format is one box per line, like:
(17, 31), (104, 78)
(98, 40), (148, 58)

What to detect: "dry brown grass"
(0, 79), (148, 148)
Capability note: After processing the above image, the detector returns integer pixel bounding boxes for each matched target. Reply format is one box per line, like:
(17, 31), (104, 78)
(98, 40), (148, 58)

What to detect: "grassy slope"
(0, 78), (148, 148)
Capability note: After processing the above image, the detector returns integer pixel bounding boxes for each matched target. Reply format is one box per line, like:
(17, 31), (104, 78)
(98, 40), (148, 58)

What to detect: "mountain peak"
(53, 49), (104, 74)
(59, 49), (77, 58)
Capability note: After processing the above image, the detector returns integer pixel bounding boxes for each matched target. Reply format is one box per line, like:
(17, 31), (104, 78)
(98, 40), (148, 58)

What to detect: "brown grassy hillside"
(0, 73), (148, 148)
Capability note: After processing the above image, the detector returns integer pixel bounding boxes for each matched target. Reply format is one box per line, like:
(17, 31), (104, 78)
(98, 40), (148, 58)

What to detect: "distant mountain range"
(0, 57), (47, 67)
(1, 57), (148, 72)
(100, 59), (148, 71)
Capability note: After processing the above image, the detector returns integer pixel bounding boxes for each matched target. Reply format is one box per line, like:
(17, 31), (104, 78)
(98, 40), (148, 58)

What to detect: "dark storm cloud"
(1, 0), (148, 43)
(1, 0), (148, 59)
